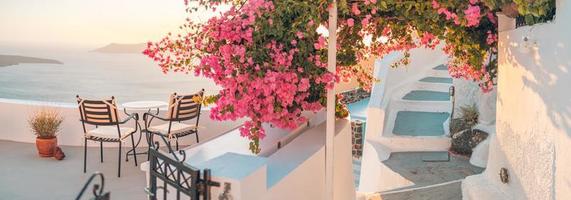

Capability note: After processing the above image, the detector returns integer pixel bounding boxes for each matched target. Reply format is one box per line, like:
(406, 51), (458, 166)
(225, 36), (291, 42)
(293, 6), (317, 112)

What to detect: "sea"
(0, 45), (219, 104)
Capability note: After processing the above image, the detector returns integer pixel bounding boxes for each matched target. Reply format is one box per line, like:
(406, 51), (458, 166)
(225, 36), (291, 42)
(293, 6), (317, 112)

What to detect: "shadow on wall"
(495, 12), (571, 198)
(504, 29), (571, 133)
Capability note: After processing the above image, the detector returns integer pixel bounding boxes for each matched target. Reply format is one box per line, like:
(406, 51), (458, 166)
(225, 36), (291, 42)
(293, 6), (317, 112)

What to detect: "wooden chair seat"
(86, 126), (136, 142)
(148, 122), (198, 136)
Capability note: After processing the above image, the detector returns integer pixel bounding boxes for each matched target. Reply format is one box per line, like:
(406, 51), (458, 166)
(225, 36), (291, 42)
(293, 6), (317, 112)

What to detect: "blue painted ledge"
(193, 152), (267, 180)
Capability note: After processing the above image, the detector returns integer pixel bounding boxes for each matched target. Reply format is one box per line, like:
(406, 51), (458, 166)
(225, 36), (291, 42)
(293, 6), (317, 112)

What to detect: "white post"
(326, 1), (337, 200)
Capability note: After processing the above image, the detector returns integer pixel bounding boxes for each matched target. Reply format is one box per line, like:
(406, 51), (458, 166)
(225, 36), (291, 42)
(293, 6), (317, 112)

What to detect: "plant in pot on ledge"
(29, 109), (63, 158)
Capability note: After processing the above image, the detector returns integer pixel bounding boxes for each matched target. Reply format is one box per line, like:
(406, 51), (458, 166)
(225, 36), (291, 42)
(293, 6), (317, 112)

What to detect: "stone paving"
(382, 152), (483, 191)
(381, 182), (463, 200)
(359, 152), (482, 200)
(0, 140), (147, 200)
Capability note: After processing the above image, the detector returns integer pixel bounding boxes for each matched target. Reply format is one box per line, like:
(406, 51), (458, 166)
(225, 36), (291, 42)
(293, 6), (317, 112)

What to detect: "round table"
(122, 101), (168, 161)
(122, 101), (168, 111)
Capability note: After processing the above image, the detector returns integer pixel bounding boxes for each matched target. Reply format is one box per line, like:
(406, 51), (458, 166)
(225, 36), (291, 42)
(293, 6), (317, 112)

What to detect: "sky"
(0, 0), (203, 48)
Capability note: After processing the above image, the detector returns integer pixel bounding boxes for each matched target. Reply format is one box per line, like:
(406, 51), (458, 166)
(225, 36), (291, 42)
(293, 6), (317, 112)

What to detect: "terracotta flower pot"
(36, 137), (57, 157)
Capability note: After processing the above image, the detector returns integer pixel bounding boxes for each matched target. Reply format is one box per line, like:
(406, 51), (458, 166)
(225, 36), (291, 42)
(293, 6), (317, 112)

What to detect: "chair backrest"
(166, 90), (204, 122)
(77, 96), (119, 126)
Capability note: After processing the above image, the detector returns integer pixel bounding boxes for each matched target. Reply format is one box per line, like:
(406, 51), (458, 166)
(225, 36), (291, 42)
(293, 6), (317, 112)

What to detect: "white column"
(325, 1), (337, 200)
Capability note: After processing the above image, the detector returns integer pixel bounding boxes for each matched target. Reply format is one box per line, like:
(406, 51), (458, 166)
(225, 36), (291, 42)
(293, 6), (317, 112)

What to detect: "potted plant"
(29, 109), (63, 157)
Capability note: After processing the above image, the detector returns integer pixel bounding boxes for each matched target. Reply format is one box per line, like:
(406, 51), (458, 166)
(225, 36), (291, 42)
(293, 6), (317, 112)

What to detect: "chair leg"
(118, 142), (122, 178)
(175, 138), (179, 151)
(100, 141), (103, 163)
(167, 140), (172, 153)
(195, 132), (199, 144)
(83, 138), (87, 173)
(130, 134), (138, 166)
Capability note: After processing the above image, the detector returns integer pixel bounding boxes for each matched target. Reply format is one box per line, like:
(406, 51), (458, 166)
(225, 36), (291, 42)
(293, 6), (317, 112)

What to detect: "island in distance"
(0, 55), (63, 67)
(91, 43), (147, 54)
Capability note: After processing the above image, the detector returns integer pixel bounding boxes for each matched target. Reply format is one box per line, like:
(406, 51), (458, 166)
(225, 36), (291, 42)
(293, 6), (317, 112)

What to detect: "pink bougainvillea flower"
(314, 36), (327, 49)
(362, 15), (372, 26)
(486, 31), (497, 45)
(464, 5), (481, 27)
(432, 0), (440, 9)
(351, 3), (361, 16)
(145, 0), (499, 153)
(143, 0), (342, 153)
(487, 12), (497, 25)
(296, 31), (304, 39)
(291, 39), (297, 46)
(347, 18), (355, 27)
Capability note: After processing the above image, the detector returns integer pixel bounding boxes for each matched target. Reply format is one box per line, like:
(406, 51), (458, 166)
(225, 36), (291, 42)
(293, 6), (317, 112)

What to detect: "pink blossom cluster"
(464, 5), (481, 27)
(432, 0), (460, 25)
(429, 0), (495, 92)
(449, 63), (494, 92)
(144, 0), (337, 151)
(432, 0), (481, 27)
(419, 32), (440, 49)
(486, 30), (498, 45)
(444, 43), (494, 92)
(342, 1), (495, 93)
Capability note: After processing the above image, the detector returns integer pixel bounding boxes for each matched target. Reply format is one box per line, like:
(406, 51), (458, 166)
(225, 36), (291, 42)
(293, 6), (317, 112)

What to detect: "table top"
(122, 101), (168, 110)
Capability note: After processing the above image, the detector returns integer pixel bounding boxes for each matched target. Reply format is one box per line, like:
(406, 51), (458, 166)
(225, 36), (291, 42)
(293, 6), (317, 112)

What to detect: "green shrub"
(450, 118), (469, 135)
(460, 104), (479, 127)
(449, 104), (484, 155)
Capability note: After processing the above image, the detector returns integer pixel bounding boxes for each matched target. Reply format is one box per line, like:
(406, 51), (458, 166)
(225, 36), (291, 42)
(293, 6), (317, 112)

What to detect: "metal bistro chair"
(77, 96), (139, 177)
(144, 89), (204, 153)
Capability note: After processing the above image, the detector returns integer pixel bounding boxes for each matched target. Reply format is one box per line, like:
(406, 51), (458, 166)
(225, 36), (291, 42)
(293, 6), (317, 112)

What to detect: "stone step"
(427, 69), (451, 78)
(373, 136), (451, 152)
(402, 90), (450, 101)
(433, 64), (448, 71)
(413, 81), (452, 92)
(353, 167), (361, 175)
(419, 77), (453, 84)
(353, 159), (362, 188)
(392, 111), (449, 136)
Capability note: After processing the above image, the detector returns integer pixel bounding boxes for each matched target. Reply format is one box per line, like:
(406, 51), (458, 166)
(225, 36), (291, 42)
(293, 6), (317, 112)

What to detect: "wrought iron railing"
(75, 172), (110, 200)
(145, 132), (220, 200)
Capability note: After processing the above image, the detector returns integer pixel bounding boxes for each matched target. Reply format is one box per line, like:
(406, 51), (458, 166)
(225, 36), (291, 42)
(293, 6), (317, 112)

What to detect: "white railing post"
(326, 1), (337, 200)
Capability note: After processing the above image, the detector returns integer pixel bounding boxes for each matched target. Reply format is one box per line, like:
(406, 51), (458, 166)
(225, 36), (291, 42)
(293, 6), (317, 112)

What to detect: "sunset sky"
(0, 0), (211, 48)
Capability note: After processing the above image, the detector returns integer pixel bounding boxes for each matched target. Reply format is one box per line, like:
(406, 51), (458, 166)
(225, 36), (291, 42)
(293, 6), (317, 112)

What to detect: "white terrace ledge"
(142, 114), (355, 200)
(0, 98), (243, 147)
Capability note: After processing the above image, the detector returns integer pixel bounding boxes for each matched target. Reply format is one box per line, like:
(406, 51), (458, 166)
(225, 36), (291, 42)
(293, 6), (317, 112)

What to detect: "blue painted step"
(353, 159), (362, 188)
(393, 111), (449, 136)
(433, 64), (448, 70)
(402, 90), (450, 101)
(419, 77), (453, 84)
(347, 98), (370, 120)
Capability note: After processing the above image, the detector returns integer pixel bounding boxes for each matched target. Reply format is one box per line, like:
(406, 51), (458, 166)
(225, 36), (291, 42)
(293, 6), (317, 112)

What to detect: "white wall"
(452, 79), (497, 125)
(478, 0), (571, 198)
(265, 119), (355, 200)
(0, 99), (244, 147)
(142, 118), (355, 200)
(452, 79), (480, 118)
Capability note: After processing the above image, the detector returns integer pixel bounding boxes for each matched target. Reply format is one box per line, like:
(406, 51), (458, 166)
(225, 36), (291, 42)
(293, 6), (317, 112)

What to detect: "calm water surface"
(0, 46), (219, 103)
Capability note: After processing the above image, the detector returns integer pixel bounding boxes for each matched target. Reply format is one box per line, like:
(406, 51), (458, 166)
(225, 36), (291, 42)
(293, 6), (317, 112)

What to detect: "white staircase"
(375, 64), (453, 153)
(358, 63), (455, 193)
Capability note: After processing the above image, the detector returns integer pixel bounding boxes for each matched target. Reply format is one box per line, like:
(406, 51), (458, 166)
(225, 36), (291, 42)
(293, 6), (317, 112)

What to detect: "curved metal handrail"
(75, 172), (107, 200)
(147, 131), (187, 162)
